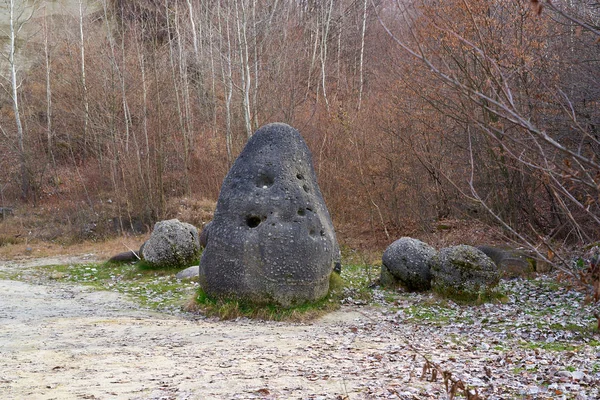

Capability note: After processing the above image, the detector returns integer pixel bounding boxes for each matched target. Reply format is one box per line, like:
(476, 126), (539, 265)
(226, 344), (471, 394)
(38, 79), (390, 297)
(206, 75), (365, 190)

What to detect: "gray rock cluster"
(381, 237), (436, 291)
(141, 219), (200, 269)
(200, 123), (339, 306)
(381, 240), (501, 301)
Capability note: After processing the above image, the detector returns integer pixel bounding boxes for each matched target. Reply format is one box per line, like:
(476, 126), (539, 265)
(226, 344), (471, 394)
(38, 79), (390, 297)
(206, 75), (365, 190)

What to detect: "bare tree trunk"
(217, 0), (234, 165)
(252, 0), (259, 130)
(120, 19), (132, 154)
(7, 0), (32, 199)
(175, 0), (193, 195)
(187, 0), (200, 57)
(357, 0), (368, 111)
(235, 0), (253, 138)
(319, 0), (334, 110)
(307, 16), (320, 100)
(43, 7), (55, 168)
(78, 0), (90, 156)
(135, 31), (153, 212)
(207, 5), (218, 136)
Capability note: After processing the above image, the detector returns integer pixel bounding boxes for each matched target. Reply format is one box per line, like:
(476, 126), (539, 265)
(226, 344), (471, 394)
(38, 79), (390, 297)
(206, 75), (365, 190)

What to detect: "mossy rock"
(431, 245), (500, 302)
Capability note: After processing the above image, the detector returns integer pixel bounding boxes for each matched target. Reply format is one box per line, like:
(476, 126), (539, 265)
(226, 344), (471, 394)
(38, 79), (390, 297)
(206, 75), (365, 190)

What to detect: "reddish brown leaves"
(530, 0), (543, 16)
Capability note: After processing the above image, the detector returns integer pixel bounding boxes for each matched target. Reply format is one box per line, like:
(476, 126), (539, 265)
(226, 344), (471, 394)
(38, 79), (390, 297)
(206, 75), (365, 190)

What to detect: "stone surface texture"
(199, 123), (339, 306)
(199, 222), (211, 248)
(431, 245), (500, 299)
(381, 237), (437, 291)
(476, 245), (535, 278)
(141, 219), (200, 268)
(176, 265), (200, 280)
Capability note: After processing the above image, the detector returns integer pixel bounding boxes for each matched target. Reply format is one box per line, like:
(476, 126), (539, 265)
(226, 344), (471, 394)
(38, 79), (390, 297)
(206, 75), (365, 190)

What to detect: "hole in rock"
(296, 173), (304, 180)
(309, 229), (316, 236)
(303, 184), (310, 193)
(320, 230), (325, 237)
(246, 215), (263, 228)
(297, 208), (306, 216)
(256, 174), (274, 188)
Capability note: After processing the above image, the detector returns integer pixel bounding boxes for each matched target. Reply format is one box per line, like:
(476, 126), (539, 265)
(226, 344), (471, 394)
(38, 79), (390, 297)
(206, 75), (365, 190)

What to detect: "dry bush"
(164, 197), (216, 228)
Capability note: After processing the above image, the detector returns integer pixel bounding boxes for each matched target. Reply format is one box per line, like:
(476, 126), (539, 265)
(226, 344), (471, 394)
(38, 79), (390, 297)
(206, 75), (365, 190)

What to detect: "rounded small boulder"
(141, 219), (200, 269)
(431, 245), (500, 301)
(199, 123), (339, 307)
(381, 237), (436, 291)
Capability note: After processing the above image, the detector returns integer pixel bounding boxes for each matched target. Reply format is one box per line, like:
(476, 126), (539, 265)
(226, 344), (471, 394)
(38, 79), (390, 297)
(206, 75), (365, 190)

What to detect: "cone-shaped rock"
(199, 123), (339, 306)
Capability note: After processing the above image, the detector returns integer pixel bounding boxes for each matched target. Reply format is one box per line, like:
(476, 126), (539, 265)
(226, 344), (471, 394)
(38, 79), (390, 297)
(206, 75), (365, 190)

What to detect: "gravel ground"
(1, 256), (599, 400)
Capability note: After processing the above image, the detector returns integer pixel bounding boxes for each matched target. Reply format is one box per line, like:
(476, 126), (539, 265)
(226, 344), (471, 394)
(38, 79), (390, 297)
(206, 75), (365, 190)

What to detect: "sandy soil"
(0, 256), (429, 400)
(2, 256), (599, 400)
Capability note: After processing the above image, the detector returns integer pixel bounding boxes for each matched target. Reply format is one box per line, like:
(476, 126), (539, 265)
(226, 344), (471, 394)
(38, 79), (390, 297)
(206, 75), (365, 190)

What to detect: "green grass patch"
(188, 272), (346, 321)
(521, 341), (581, 352)
(432, 285), (508, 305)
(401, 303), (459, 326)
(32, 261), (199, 313)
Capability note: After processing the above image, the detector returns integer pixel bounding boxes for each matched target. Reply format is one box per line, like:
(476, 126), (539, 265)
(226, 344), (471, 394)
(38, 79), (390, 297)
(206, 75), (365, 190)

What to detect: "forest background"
(0, 0), (598, 263)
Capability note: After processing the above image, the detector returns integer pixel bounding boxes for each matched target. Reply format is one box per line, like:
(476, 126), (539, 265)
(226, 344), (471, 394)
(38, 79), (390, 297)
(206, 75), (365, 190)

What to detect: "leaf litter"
(0, 257), (599, 399)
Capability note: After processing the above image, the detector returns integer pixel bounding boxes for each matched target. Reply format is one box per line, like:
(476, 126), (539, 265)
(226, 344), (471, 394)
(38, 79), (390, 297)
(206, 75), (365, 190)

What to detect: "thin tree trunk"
(235, 0), (252, 138)
(208, 5), (218, 136)
(120, 18), (132, 153)
(8, 0), (29, 199)
(135, 33), (153, 212)
(218, 1), (234, 165)
(319, 0), (334, 109)
(252, 0), (259, 130)
(43, 8), (55, 169)
(357, 0), (368, 111)
(307, 18), (320, 100)
(79, 0), (90, 156)
(175, 0), (193, 195)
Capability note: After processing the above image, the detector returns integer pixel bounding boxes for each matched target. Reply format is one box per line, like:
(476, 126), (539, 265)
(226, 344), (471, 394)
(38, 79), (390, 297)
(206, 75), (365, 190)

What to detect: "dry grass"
(0, 197), (216, 262)
(185, 273), (345, 322)
(165, 197), (216, 228)
(419, 218), (508, 249)
(0, 235), (148, 261)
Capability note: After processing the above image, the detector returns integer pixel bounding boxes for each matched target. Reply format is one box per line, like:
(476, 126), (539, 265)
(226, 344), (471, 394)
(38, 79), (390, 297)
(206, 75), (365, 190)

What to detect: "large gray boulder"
(199, 123), (339, 306)
(431, 245), (500, 301)
(476, 245), (535, 278)
(381, 237), (436, 291)
(141, 219), (200, 268)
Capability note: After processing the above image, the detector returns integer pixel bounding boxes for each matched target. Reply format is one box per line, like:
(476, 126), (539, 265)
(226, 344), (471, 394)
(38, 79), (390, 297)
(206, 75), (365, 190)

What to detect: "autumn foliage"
(0, 0), (598, 253)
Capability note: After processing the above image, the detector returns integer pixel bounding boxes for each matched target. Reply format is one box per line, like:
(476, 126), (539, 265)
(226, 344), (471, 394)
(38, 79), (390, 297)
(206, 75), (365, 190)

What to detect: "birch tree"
(43, 6), (55, 167)
(2, 0), (35, 199)
(357, 0), (368, 111)
(235, 0), (253, 138)
(78, 0), (90, 156)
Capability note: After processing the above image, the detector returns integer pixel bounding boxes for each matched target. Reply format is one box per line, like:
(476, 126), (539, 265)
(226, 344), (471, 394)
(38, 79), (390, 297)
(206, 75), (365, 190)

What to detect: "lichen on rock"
(141, 219), (200, 269)
(431, 244), (500, 301)
(199, 123), (339, 307)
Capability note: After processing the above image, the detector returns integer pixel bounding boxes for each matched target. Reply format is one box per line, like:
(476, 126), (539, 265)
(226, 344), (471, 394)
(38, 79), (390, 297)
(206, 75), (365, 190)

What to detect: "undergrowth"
(186, 261), (379, 321)
(186, 272), (346, 321)
(32, 261), (198, 313)
(20, 257), (380, 320)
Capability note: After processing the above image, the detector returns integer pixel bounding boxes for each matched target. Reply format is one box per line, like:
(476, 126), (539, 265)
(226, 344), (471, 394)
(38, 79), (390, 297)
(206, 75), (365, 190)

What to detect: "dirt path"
(2, 257), (599, 400)
(0, 257), (429, 400)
